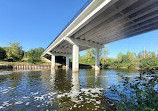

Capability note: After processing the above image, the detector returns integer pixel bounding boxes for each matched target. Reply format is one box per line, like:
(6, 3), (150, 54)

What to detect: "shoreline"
(0, 64), (156, 71)
(0, 65), (51, 70)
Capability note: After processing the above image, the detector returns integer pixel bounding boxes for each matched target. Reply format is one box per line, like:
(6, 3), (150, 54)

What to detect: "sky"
(0, 0), (158, 58)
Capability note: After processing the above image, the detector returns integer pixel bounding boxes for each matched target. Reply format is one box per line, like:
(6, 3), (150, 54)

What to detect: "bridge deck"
(42, 0), (158, 56)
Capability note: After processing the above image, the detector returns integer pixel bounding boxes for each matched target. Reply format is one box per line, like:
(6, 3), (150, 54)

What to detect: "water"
(0, 69), (144, 110)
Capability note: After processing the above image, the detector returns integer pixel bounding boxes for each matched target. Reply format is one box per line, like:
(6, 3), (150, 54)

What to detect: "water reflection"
(50, 69), (55, 89)
(0, 69), (149, 111)
(95, 70), (100, 82)
(71, 72), (79, 101)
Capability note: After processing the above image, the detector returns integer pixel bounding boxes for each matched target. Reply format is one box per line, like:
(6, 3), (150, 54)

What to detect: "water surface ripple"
(0, 69), (141, 111)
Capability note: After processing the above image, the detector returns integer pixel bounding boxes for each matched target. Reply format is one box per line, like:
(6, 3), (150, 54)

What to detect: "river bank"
(0, 64), (51, 70)
(0, 62), (53, 70)
(0, 62), (155, 71)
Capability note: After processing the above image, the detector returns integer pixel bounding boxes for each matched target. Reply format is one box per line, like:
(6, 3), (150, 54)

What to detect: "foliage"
(79, 47), (158, 70)
(85, 48), (95, 60)
(79, 56), (95, 65)
(101, 51), (136, 68)
(10, 43), (24, 61)
(0, 42), (45, 64)
(117, 52), (123, 62)
(3, 47), (10, 59)
(110, 71), (158, 111)
(2, 43), (24, 61)
(100, 45), (109, 58)
(0, 47), (7, 60)
(27, 47), (44, 64)
(140, 58), (158, 70)
(79, 46), (109, 66)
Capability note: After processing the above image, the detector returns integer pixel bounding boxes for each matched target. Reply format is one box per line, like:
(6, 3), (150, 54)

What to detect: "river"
(0, 69), (156, 111)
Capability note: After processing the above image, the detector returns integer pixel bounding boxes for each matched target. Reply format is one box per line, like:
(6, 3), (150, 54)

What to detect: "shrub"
(139, 58), (158, 70)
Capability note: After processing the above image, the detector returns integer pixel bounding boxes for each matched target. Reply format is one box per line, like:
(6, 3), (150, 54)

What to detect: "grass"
(0, 61), (34, 66)
(0, 61), (61, 66)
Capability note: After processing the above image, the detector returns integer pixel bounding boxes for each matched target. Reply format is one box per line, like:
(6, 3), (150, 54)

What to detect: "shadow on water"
(0, 68), (156, 110)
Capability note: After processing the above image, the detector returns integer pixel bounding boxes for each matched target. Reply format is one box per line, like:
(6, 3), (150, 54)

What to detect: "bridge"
(42, 0), (158, 72)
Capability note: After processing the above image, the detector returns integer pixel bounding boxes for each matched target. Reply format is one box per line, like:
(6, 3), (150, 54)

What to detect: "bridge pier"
(66, 56), (70, 69)
(72, 44), (79, 72)
(51, 54), (55, 69)
(95, 48), (100, 71)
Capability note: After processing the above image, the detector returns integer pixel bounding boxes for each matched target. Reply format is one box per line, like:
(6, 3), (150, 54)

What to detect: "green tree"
(150, 52), (156, 58)
(117, 52), (123, 62)
(101, 45), (109, 58)
(3, 47), (10, 59)
(126, 51), (134, 62)
(0, 47), (7, 60)
(27, 47), (44, 64)
(85, 48), (95, 60)
(10, 43), (24, 61)
(139, 58), (158, 70)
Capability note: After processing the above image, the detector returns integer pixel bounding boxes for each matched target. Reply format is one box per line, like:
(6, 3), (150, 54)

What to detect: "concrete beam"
(41, 56), (51, 62)
(64, 36), (103, 49)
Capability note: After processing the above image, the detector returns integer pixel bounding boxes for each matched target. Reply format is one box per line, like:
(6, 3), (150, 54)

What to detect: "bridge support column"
(51, 54), (55, 69)
(72, 44), (79, 72)
(66, 56), (69, 69)
(95, 48), (100, 71)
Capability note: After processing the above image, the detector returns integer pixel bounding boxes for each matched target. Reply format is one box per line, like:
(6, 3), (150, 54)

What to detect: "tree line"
(79, 46), (158, 70)
(0, 43), (44, 64)
(1, 43), (158, 69)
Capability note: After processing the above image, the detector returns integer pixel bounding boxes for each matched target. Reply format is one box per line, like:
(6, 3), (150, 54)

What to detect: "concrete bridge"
(42, 0), (158, 72)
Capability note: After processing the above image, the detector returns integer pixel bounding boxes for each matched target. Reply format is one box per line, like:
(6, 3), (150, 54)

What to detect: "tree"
(150, 52), (156, 58)
(117, 52), (123, 62)
(0, 47), (7, 60)
(126, 51), (134, 62)
(139, 58), (158, 70)
(101, 45), (109, 58)
(85, 48), (95, 60)
(10, 43), (24, 61)
(27, 47), (44, 64)
(3, 47), (10, 59)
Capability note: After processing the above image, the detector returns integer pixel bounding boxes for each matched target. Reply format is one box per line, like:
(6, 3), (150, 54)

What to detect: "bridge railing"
(45, 0), (94, 51)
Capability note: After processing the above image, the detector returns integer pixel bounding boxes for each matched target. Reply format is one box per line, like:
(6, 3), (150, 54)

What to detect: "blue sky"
(0, 0), (158, 58)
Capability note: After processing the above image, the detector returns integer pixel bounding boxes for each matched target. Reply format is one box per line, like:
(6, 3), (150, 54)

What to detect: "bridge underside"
(43, 0), (158, 72)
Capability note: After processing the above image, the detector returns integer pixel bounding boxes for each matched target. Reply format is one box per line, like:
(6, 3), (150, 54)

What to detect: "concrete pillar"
(95, 48), (100, 71)
(72, 44), (79, 72)
(51, 54), (55, 69)
(66, 56), (69, 69)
